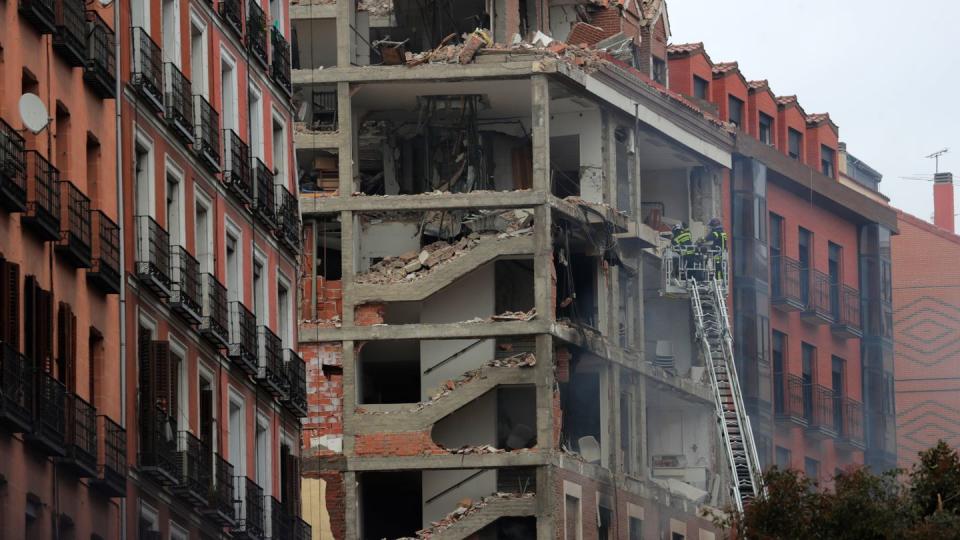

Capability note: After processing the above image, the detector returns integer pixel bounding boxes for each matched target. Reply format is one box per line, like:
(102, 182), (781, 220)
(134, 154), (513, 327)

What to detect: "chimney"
(933, 172), (955, 233)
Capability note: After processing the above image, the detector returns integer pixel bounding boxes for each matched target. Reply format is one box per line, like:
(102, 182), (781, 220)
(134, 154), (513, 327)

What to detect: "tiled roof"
(666, 42), (703, 55)
(806, 113), (830, 124)
(747, 79), (769, 90)
(712, 62), (738, 75)
(776, 95), (798, 106)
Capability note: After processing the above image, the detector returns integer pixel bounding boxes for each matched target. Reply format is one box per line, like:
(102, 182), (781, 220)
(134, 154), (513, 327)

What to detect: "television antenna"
(925, 148), (949, 174)
(18, 93), (50, 134)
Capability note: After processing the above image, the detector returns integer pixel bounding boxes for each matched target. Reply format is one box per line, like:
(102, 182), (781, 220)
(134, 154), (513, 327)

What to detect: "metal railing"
(282, 349), (307, 417)
(805, 383), (836, 434)
(200, 273), (230, 348)
(837, 396), (865, 447)
(64, 392), (98, 476)
(33, 370), (67, 455)
(84, 11), (116, 98)
(777, 374), (807, 423)
(256, 326), (286, 397)
(803, 269), (834, 322)
(253, 158), (277, 227)
(20, 0), (57, 34)
(0, 342), (34, 432)
(0, 118), (27, 212)
(832, 284), (862, 333)
(291, 516), (312, 540)
(132, 27), (164, 112)
(94, 415), (127, 497)
(173, 431), (210, 504)
(89, 210), (121, 293)
(218, 0), (243, 37)
(223, 130), (253, 204)
(246, 0), (268, 66)
(139, 405), (178, 485)
(770, 254), (804, 309)
(207, 453), (236, 524)
(229, 302), (258, 375)
(164, 63), (194, 144)
(24, 150), (61, 241)
(267, 496), (290, 539)
(170, 246), (202, 323)
(277, 184), (300, 252)
(57, 180), (92, 267)
(270, 27), (292, 95)
(194, 95), (220, 171)
(233, 476), (265, 538)
(135, 215), (172, 296)
(53, 0), (86, 66)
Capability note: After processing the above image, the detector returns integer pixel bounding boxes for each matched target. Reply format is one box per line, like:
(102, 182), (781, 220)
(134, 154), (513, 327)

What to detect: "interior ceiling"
(355, 79), (533, 120)
(637, 131), (699, 170)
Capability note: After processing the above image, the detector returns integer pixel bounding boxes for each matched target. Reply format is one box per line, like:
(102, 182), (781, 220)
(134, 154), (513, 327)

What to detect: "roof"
(776, 95), (798, 106)
(666, 42), (703, 55)
(806, 112), (840, 134)
(712, 61), (738, 75)
(747, 79), (768, 90)
(897, 209), (959, 247)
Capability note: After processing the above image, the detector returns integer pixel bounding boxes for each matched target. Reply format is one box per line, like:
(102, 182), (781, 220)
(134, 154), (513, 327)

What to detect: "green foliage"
(709, 440), (960, 539)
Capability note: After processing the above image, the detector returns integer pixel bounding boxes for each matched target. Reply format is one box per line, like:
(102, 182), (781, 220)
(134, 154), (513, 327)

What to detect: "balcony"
(202, 453), (236, 526)
(23, 150), (61, 242)
(88, 211), (121, 294)
(92, 415), (127, 497)
(20, 0), (56, 35)
(267, 496), (290, 540)
(291, 516), (312, 540)
(801, 269), (835, 325)
(270, 27), (292, 96)
(62, 393), (98, 477)
(805, 383), (838, 440)
(0, 342), (33, 433)
(774, 374), (808, 426)
(836, 397), (866, 450)
(56, 181), (92, 268)
(229, 302), (258, 375)
(25, 370), (67, 457)
(53, 0), (86, 66)
(0, 119), (27, 213)
(173, 431), (210, 505)
(223, 130), (253, 205)
(138, 406), (178, 486)
(256, 326), (287, 398)
(246, 0), (268, 67)
(218, 0), (243, 38)
(194, 95), (220, 172)
(831, 284), (862, 339)
(135, 215), (172, 297)
(200, 273), (230, 348)
(164, 63), (194, 145)
(83, 11), (116, 99)
(170, 246), (202, 325)
(233, 476), (266, 540)
(132, 28), (164, 113)
(276, 185), (300, 253)
(770, 255), (805, 312)
(253, 158), (277, 228)
(281, 349), (307, 418)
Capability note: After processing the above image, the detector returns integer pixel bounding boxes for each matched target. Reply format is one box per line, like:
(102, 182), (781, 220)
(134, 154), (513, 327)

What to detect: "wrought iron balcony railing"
(23, 150), (61, 242)
(170, 246), (203, 325)
(138, 405), (178, 486)
(132, 27), (164, 112)
(20, 0), (56, 34)
(256, 326), (286, 398)
(0, 118), (27, 213)
(164, 63), (194, 145)
(253, 158), (277, 227)
(246, 0), (268, 67)
(92, 415), (127, 497)
(775, 374), (807, 426)
(233, 476), (265, 540)
(282, 349), (307, 418)
(53, 0), (86, 66)
(0, 342), (33, 433)
(270, 27), (292, 95)
(801, 269), (835, 325)
(223, 130), (253, 205)
(62, 392), (98, 477)
(203, 453), (236, 526)
(277, 184), (300, 253)
(200, 273), (230, 348)
(836, 396), (866, 450)
(56, 180), (92, 268)
(266, 496), (290, 540)
(84, 11), (116, 99)
(27, 370), (67, 456)
(173, 430), (210, 504)
(805, 383), (838, 439)
(831, 284), (862, 339)
(291, 516), (312, 540)
(194, 94), (220, 171)
(229, 301), (258, 375)
(218, 0), (243, 38)
(88, 210), (121, 294)
(135, 215), (172, 297)
(770, 254), (804, 312)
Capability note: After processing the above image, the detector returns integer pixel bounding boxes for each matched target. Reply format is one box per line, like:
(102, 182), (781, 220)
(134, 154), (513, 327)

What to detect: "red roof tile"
(806, 113), (830, 124)
(712, 62), (738, 75)
(666, 42), (703, 55)
(776, 95), (798, 106)
(747, 79), (769, 90)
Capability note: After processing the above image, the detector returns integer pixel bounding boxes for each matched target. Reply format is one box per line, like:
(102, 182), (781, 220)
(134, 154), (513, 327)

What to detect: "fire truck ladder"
(689, 277), (764, 513)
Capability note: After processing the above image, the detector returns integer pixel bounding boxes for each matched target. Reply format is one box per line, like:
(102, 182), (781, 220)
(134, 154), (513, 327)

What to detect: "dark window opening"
(821, 145), (836, 177)
(802, 342), (815, 421)
(828, 242), (842, 318)
(496, 386), (537, 450)
(88, 327), (104, 408)
(788, 128), (803, 160)
(560, 357), (601, 462)
(798, 227), (812, 303)
(775, 446), (791, 469)
(358, 340), (420, 404)
(804, 457), (820, 480)
(772, 331), (786, 415)
(759, 113), (774, 145)
(598, 505), (612, 540)
(652, 56), (667, 85)
(728, 95), (744, 128)
(693, 75), (709, 100)
(86, 135), (102, 205)
(55, 103), (72, 177)
(556, 254), (598, 329)
(550, 134), (581, 199)
(495, 260), (535, 314)
(360, 471), (421, 540)
(565, 495), (580, 540)
(769, 213), (784, 296)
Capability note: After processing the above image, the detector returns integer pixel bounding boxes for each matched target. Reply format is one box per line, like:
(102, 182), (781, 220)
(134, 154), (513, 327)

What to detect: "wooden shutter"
(138, 327), (153, 414)
(0, 257), (20, 348)
(57, 302), (77, 388)
(38, 287), (53, 373)
(151, 340), (172, 416)
(24, 275), (37, 363)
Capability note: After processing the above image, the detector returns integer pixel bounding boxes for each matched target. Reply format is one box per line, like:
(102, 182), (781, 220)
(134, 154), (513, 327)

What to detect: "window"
(165, 162), (184, 245)
(88, 328), (104, 408)
(170, 341), (188, 431)
(132, 0), (150, 32)
(832, 356), (845, 432)
(769, 213), (784, 295)
(619, 391), (632, 475)
(228, 393), (245, 475)
(270, 0), (282, 31)
(775, 446), (791, 469)
(161, 0), (180, 65)
(249, 84), (264, 160)
(693, 75), (709, 100)
(225, 226), (242, 302)
(134, 133), (155, 218)
(672, 534), (686, 540)
(138, 502), (159, 538)
(802, 342), (815, 421)
(170, 521), (189, 540)
(194, 190), (213, 273)
(277, 278), (291, 347)
(598, 506), (612, 540)
(629, 517), (643, 540)
(759, 112), (774, 145)
(804, 457), (820, 480)
(253, 253), (268, 325)
(564, 495), (581, 540)
(271, 112), (288, 187)
(86, 134), (101, 204)
(788, 128), (803, 160)
(652, 56), (667, 85)
(55, 103), (71, 176)
(728, 95), (744, 128)
(798, 227), (812, 303)
(821, 145), (836, 177)
(220, 51), (239, 133)
(256, 414), (271, 496)
(199, 368), (216, 450)
(828, 242), (842, 317)
(772, 331), (786, 414)
(190, 16), (209, 98)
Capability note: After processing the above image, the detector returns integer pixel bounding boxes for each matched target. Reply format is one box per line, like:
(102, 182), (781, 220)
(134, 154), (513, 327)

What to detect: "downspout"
(113, 1), (127, 538)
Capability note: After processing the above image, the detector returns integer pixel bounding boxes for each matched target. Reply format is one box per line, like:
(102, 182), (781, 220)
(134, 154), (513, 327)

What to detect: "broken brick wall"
(300, 342), (345, 453)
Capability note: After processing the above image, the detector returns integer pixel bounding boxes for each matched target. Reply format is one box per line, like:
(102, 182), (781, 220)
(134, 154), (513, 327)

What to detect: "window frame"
(693, 75), (709, 100)
(788, 128), (803, 160)
(759, 112), (774, 145)
(728, 95), (744, 127)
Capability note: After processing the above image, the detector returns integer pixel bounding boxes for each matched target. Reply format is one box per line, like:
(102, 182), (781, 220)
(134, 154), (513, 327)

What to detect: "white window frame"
(220, 47), (240, 134)
(164, 156), (186, 246)
(198, 362), (217, 452)
(277, 272), (293, 348)
(189, 11), (210, 98)
(194, 185), (214, 273)
(249, 83), (265, 160)
(228, 387), (246, 476)
(168, 336), (189, 433)
(256, 412), (272, 497)
(170, 521), (189, 540)
(132, 0), (150, 34)
(139, 500), (159, 532)
(134, 129), (156, 219)
(271, 108), (289, 190)
(252, 247), (270, 326)
(225, 219), (244, 303)
(161, 0), (182, 66)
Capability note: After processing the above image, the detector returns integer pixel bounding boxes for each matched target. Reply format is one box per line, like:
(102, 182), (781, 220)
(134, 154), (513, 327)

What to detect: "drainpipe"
(112, 1), (127, 537)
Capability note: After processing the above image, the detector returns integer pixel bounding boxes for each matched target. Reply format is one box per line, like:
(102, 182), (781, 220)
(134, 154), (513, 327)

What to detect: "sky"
(666, 0), (960, 226)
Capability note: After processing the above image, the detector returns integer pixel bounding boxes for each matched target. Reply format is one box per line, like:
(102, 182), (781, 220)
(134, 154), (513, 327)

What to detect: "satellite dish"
(19, 93), (49, 135)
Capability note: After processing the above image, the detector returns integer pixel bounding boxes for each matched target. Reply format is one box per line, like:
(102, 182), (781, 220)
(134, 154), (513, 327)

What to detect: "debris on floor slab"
(488, 352), (536, 368)
(491, 308), (536, 321)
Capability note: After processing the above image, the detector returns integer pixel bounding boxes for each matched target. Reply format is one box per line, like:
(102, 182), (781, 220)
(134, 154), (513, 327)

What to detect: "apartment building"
(668, 44), (899, 476)
(120, 0), (308, 536)
(0, 0), (122, 537)
(290, 1), (762, 539)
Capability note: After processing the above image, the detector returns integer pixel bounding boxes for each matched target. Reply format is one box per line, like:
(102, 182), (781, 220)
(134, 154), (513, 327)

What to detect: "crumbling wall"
(301, 342), (345, 454)
(551, 108), (604, 203)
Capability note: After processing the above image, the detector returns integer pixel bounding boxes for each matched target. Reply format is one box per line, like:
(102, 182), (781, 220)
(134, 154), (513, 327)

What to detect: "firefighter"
(670, 222), (693, 280)
(705, 217), (728, 280)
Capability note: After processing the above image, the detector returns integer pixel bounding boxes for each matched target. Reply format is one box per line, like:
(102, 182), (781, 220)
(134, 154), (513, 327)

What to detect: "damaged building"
(292, 1), (748, 539)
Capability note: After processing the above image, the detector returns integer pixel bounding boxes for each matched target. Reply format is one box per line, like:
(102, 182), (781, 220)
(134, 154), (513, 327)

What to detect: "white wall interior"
(551, 108), (603, 203)
(643, 295), (694, 375)
(640, 168), (690, 224)
(357, 220), (421, 272)
(647, 393), (714, 490)
(294, 18), (338, 69)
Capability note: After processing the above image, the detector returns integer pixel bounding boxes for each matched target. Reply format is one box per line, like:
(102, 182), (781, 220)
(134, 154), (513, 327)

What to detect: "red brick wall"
(667, 52), (713, 97)
(805, 123), (839, 179)
(892, 212), (960, 468)
(354, 431), (447, 456)
(300, 342), (344, 452)
(748, 89), (778, 145)
(777, 104), (807, 164)
(711, 72), (748, 127)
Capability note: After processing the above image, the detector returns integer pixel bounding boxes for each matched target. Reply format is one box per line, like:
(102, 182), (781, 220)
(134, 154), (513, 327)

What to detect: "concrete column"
(535, 462), (556, 540)
(335, 0), (355, 67)
(340, 211), (355, 326)
(340, 341), (357, 450)
(344, 470), (359, 539)
(531, 75), (550, 193)
(336, 82), (353, 196)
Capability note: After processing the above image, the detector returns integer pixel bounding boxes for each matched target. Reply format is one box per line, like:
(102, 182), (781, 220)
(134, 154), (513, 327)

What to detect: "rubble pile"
(490, 309), (536, 322)
(488, 351), (536, 368)
(407, 493), (536, 539)
(358, 0), (392, 15)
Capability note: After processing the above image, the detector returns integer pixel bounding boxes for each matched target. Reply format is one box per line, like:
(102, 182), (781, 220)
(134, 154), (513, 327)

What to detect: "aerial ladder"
(662, 245), (764, 512)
